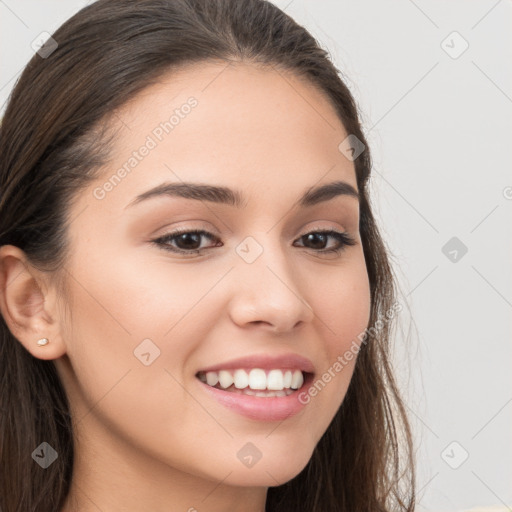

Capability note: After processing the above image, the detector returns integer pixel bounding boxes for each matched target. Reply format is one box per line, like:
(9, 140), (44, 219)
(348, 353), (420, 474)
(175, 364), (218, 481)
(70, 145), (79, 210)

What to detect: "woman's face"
(54, 61), (371, 489)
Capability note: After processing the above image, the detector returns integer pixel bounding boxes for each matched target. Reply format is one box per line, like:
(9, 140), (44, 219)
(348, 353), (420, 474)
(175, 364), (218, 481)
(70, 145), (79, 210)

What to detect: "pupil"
(178, 233), (200, 250)
(306, 233), (326, 249)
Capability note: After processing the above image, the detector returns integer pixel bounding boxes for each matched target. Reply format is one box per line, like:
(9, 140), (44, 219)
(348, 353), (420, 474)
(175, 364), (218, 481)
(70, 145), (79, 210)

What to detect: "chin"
(216, 445), (314, 488)
(232, 461), (310, 488)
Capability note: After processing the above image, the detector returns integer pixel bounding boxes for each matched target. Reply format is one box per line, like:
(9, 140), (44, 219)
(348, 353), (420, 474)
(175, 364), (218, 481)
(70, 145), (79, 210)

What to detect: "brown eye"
(294, 229), (356, 255)
(152, 229), (220, 255)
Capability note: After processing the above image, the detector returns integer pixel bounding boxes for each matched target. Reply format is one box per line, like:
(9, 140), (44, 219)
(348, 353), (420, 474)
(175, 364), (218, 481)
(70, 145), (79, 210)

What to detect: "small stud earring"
(36, 338), (49, 346)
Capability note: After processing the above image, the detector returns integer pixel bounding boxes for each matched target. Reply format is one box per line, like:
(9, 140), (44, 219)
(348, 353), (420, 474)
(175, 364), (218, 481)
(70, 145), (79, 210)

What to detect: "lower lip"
(197, 374), (313, 422)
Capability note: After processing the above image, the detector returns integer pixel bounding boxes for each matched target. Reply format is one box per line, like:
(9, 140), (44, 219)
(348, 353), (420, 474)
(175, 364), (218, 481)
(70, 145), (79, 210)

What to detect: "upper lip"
(196, 353), (316, 374)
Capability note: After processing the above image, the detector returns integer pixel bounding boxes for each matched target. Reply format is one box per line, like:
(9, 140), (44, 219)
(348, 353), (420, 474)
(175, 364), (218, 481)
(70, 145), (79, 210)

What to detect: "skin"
(0, 61), (371, 511)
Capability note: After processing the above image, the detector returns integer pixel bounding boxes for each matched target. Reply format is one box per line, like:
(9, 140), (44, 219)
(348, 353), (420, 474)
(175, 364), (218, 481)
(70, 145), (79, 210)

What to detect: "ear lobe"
(0, 244), (67, 360)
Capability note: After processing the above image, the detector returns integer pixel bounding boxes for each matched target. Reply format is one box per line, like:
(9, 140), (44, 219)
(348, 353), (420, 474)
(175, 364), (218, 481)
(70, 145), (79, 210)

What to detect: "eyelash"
(151, 227), (357, 257)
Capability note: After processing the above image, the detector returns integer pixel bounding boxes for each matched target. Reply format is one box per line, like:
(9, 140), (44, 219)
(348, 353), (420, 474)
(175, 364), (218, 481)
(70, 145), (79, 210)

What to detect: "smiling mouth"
(195, 368), (310, 397)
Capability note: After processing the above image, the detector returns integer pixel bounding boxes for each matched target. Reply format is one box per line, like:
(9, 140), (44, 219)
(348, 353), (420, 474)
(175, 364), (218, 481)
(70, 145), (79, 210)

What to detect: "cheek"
(310, 250), (371, 348)
(65, 246), (223, 356)
(61, 247), (230, 416)
(297, 254), (371, 438)
(60, 257), (230, 479)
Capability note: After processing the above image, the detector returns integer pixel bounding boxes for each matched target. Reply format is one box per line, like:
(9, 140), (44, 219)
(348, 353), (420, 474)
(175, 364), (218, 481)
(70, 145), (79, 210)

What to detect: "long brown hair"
(0, 0), (416, 510)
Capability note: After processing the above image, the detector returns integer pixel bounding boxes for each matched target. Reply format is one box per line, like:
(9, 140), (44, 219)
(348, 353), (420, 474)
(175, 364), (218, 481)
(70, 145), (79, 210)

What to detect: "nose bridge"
(227, 234), (314, 331)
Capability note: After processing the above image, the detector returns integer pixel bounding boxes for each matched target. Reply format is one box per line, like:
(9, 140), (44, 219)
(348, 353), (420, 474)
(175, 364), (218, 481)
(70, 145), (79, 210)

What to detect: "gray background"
(1, 1), (511, 510)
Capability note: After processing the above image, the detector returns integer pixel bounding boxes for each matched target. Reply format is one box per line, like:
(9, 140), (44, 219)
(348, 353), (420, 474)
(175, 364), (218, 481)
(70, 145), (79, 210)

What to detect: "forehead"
(83, 60), (357, 215)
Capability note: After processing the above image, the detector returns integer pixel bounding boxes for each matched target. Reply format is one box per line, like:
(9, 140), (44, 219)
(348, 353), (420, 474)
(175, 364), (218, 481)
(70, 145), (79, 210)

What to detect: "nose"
(227, 240), (315, 334)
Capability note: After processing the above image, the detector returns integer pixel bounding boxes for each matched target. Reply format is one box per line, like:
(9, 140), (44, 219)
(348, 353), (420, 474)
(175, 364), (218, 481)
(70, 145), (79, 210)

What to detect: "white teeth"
(218, 370), (233, 389)
(267, 369), (284, 390)
(206, 371), (218, 386)
(248, 369), (267, 390)
(233, 369), (249, 389)
(198, 368), (307, 392)
(283, 370), (292, 388)
(290, 369), (304, 389)
(235, 388), (294, 397)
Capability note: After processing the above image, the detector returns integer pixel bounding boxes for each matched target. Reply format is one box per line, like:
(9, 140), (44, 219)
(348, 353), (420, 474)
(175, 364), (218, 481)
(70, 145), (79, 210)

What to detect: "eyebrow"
(124, 179), (359, 210)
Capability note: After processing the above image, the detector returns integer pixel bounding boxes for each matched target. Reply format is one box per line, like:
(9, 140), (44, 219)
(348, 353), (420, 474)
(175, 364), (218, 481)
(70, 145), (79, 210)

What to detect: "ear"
(0, 244), (67, 360)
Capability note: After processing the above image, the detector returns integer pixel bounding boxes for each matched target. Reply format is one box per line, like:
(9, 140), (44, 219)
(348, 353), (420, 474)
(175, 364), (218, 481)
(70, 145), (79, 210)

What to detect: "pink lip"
(196, 352), (316, 374)
(197, 372), (314, 422)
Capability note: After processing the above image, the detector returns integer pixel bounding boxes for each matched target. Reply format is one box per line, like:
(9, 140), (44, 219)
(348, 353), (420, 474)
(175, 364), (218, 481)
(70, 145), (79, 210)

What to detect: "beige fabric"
(458, 507), (511, 512)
